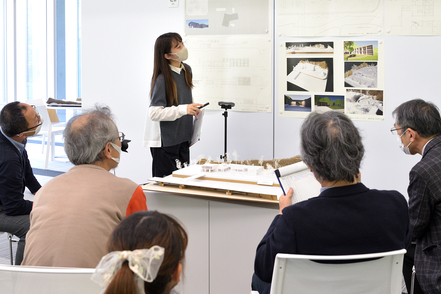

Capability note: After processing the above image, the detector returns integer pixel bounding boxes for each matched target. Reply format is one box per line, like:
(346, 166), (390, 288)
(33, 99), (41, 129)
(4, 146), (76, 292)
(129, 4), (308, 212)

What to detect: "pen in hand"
(198, 102), (209, 109)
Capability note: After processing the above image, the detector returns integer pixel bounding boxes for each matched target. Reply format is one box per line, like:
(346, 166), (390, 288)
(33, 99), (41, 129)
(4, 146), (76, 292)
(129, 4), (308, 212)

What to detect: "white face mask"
(169, 46), (188, 62)
(397, 129), (412, 155)
(109, 142), (121, 163)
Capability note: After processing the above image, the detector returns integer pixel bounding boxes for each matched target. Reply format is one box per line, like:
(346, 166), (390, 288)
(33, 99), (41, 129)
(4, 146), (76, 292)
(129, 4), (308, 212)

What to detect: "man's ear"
(102, 142), (112, 159)
(408, 128), (417, 142)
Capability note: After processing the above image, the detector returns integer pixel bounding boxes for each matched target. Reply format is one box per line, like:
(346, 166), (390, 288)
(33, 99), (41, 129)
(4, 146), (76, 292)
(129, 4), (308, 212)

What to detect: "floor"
(0, 134), (73, 265)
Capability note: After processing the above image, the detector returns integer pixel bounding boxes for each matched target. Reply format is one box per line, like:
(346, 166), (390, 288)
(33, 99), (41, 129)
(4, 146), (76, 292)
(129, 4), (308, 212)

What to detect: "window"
(0, 0), (81, 105)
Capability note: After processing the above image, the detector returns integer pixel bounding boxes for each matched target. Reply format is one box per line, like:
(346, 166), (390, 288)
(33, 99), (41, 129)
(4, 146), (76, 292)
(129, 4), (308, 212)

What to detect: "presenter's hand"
(187, 103), (203, 119)
(279, 188), (293, 215)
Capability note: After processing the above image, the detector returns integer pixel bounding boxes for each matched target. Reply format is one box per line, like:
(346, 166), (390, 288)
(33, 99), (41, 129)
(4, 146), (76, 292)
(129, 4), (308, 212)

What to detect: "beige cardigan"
(22, 164), (144, 268)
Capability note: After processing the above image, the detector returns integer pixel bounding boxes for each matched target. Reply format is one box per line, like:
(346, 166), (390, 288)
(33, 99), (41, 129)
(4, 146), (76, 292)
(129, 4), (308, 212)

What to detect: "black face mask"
(121, 139), (131, 152)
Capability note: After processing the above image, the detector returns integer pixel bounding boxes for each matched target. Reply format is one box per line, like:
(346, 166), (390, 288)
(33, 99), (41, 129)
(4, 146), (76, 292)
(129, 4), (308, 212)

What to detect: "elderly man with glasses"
(0, 102), (43, 265)
(22, 104), (147, 268)
(392, 99), (441, 294)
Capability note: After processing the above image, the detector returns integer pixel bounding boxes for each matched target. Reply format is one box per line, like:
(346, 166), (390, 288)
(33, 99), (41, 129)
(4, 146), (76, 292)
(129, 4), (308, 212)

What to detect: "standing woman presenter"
(146, 32), (202, 177)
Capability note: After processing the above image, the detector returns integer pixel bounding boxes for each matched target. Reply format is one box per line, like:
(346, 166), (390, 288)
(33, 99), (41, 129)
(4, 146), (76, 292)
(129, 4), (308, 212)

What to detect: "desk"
(47, 105), (81, 122)
(143, 186), (278, 294)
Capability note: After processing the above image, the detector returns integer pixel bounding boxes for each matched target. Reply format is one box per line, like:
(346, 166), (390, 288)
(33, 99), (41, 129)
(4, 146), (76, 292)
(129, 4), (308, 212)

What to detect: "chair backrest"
(270, 249), (406, 294)
(0, 264), (101, 294)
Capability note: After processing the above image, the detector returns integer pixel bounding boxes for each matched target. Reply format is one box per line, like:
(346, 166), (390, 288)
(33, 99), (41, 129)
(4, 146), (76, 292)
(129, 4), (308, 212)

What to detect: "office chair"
(270, 249), (406, 294)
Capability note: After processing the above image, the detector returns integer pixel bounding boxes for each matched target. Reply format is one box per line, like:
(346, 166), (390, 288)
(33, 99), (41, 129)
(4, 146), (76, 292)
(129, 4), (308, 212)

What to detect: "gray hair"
(300, 111), (364, 183)
(63, 104), (118, 165)
(392, 99), (441, 138)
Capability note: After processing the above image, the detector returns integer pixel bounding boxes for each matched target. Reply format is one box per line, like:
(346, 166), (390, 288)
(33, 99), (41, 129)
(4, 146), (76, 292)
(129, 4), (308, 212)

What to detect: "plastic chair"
(0, 264), (101, 293)
(270, 249), (406, 294)
(26, 99), (66, 169)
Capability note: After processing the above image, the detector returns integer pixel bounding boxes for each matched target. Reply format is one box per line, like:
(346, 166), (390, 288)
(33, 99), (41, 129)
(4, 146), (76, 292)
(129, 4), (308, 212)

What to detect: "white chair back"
(0, 264), (100, 294)
(270, 249), (406, 294)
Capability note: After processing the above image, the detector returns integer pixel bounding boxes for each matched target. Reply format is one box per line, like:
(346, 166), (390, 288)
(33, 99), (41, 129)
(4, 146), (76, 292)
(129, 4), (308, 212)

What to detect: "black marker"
(198, 102), (209, 109)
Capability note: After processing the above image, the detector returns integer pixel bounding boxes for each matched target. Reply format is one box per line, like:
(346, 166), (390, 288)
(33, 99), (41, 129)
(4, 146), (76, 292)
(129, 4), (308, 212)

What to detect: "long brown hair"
(150, 32), (194, 106)
(103, 211), (188, 294)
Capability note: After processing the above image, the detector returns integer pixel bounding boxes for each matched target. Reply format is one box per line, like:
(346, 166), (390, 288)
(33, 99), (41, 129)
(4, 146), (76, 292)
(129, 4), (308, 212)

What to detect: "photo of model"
(286, 58), (334, 92)
(344, 62), (377, 88)
(284, 94), (312, 112)
(344, 41), (378, 61)
(286, 42), (334, 54)
(315, 95), (344, 113)
(346, 89), (383, 115)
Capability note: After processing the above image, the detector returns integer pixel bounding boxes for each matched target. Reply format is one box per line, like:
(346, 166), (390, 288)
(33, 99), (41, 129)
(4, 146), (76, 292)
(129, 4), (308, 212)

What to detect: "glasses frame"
(390, 127), (403, 135)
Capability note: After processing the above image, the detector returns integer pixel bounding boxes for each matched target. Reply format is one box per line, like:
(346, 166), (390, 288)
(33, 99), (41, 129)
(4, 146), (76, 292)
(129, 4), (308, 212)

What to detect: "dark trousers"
(403, 243), (424, 294)
(0, 207), (29, 265)
(151, 141), (189, 177)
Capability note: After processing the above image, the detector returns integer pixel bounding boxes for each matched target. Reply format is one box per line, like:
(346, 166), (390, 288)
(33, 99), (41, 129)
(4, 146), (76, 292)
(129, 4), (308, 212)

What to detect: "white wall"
(82, 0), (274, 185)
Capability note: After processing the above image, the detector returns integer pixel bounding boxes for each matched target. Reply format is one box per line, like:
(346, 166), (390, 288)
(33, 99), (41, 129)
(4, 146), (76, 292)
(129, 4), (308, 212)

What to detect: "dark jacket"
(409, 135), (441, 293)
(0, 132), (40, 215)
(254, 183), (411, 286)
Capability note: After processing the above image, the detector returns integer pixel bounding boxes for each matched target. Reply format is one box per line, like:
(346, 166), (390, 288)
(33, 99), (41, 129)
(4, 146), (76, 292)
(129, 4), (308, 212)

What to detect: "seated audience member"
(0, 102), (42, 265)
(251, 111), (411, 294)
(22, 104), (147, 268)
(92, 210), (188, 294)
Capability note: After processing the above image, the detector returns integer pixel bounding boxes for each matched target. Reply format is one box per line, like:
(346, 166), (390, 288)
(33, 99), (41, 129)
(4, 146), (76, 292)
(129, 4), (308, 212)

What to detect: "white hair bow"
(92, 246), (165, 294)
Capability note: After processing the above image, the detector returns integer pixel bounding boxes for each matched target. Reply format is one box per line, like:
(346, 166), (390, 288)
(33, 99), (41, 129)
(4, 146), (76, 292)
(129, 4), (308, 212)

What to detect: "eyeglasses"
(118, 132), (125, 142)
(30, 105), (39, 115)
(390, 127), (403, 135)
(19, 105), (42, 134)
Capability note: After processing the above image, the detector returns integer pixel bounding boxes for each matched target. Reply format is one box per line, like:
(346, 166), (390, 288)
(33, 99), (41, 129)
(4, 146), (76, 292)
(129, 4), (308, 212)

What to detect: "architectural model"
(346, 90), (383, 115)
(287, 44), (334, 54)
(344, 63), (377, 88)
(292, 60), (328, 80)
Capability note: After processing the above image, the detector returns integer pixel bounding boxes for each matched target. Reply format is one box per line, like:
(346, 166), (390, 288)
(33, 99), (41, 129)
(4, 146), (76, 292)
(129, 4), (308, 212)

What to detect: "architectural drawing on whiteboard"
(222, 12), (239, 27)
(185, 37), (271, 112)
(286, 43), (334, 54)
(185, 0), (270, 35)
(277, 0), (383, 36)
(385, 0), (441, 35)
(287, 60), (330, 92)
(346, 90), (383, 116)
(344, 62), (377, 88)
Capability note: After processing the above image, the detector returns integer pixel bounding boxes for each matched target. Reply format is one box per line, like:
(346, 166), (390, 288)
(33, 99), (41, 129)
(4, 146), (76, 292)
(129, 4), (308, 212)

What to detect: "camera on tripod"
(218, 101), (235, 110)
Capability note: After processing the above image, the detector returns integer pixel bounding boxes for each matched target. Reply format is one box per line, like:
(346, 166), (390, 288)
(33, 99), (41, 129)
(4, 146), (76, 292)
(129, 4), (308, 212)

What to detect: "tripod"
(218, 101), (235, 162)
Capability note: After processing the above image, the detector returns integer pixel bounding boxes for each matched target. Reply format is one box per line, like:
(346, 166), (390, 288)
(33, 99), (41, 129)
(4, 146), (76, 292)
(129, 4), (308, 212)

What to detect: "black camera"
(121, 139), (131, 153)
(218, 101), (235, 110)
